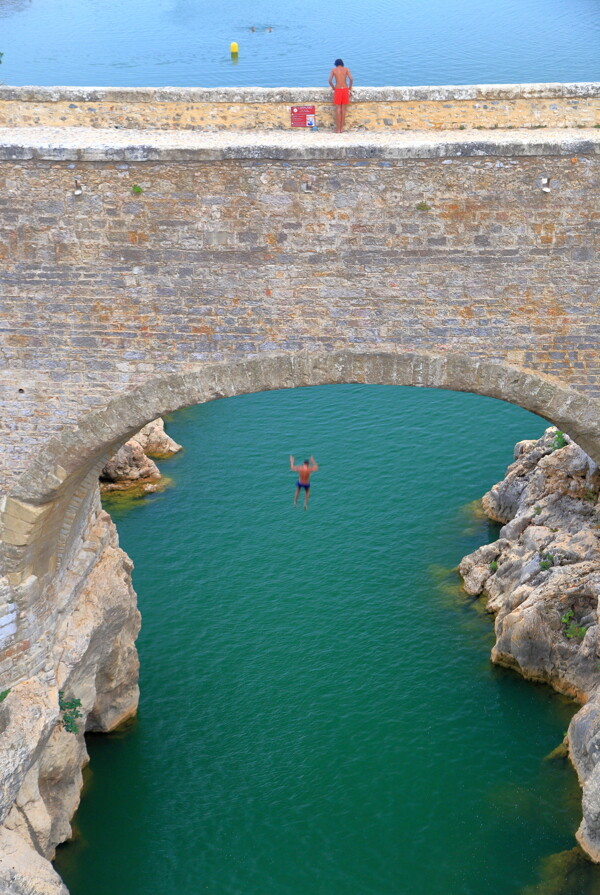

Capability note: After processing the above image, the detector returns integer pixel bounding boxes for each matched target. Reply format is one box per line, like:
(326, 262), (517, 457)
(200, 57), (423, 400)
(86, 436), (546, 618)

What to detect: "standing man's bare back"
(329, 59), (353, 134)
(328, 59), (353, 133)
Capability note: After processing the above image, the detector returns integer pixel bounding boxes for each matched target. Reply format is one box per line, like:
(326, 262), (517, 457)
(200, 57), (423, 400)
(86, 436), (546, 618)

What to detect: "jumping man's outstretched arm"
(309, 456), (318, 471)
(290, 455), (298, 471)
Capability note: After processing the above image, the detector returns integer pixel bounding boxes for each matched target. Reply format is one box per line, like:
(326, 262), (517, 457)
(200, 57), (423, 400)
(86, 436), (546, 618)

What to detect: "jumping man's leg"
(304, 487), (310, 509)
(294, 485), (301, 507)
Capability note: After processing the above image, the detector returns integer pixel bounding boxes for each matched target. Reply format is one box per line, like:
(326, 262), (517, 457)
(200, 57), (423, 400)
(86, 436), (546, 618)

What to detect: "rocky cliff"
(459, 427), (600, 860)
(0, 494), (140, 893)
(99, 418), (181, 494)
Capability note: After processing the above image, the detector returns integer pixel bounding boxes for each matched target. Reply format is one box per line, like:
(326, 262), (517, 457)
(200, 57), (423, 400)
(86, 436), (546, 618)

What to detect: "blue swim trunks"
(296, 481), (310, 490)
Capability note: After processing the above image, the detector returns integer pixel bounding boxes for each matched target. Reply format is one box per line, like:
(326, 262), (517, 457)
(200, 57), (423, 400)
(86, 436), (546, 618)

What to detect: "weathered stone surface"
(0, 83), (599, 131)
(2, 124), (600, 161)
(2, 135), (600, 508)
(130, 418), (181, 458)
(99, 418), (179, 494)
(0, 682), (57, 829)
(0, 827), (68, 895)
(458, 427), (600, 859)
(99, 441), (160, 492)
(0, 497), (140, 888)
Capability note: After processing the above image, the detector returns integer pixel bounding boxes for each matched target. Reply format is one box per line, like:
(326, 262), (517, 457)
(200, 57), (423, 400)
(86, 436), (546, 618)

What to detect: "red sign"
(291, 105), (316, 127)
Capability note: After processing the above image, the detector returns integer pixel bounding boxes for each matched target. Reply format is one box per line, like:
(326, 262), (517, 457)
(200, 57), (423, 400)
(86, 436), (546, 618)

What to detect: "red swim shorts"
(333, 87), (350, 105)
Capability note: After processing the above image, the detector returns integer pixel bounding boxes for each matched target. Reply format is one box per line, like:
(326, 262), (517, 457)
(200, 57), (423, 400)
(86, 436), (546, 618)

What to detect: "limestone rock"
(0, 827), (68, 895)
(0, 495), (141, 888)
(458, 426), (600, 860)
(131, 418), (182, 458)
(0, 682), (57, 829)
(458, 539), (509, 595)
(100, 441), (160, 491)
(4, 727), (86, 858)
(99, 418), (180, 494)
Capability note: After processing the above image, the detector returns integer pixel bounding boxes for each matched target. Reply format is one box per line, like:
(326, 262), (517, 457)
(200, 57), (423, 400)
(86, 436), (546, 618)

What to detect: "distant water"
(54, 385), (600, 895)
(1, 0), (600, 87)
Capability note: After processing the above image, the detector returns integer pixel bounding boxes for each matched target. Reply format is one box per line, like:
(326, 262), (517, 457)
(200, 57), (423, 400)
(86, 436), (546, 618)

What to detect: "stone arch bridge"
(1, 81), (600, 691)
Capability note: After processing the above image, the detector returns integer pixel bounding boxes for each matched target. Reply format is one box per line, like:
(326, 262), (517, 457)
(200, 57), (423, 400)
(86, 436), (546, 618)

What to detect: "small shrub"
(489, 561), (498, 572)
(0, 688), (10, 703)
(584, 489), (597, 503)
(533, 505), (542, 516)
(552, 430), (568, 451)
(561, 610), (587, 640)
(59, 690), (83, 734)
(539, 552), (554, 571)
(131, 184), (143, 195)
(416, 201), (431, 211)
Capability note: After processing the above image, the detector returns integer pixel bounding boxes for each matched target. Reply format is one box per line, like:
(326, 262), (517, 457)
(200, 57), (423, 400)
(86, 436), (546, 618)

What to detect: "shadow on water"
(523, 848), (600, 895)
(428, 512), (600, 895)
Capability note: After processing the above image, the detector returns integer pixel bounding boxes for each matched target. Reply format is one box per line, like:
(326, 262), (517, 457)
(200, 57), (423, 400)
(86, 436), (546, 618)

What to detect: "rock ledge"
(459, 427), (600, 858)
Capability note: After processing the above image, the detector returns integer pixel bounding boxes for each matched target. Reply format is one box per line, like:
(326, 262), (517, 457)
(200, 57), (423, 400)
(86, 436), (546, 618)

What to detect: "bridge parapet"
(1, 82), (599, 132)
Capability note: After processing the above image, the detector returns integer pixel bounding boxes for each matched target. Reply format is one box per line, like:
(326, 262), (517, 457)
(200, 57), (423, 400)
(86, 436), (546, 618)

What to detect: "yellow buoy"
(230, 41), (239, 54)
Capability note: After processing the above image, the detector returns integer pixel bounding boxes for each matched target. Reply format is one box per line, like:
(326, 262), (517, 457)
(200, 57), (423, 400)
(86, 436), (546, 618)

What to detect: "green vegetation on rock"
(560, 610), (587, 641)
(552, 431), (568, 451)
(539, 553), (555, 571)
(59, 690), (83, 734)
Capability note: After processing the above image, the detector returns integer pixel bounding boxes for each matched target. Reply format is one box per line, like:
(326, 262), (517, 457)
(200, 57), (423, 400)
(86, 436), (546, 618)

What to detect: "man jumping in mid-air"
(290, 455), (318, 509)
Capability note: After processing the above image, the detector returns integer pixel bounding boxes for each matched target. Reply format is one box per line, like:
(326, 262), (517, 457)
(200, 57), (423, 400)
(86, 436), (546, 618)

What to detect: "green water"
(55, 385), (600, 895)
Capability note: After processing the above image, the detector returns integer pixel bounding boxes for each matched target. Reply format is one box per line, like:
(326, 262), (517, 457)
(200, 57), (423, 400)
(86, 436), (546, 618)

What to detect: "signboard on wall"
(290, 106), (316, 127)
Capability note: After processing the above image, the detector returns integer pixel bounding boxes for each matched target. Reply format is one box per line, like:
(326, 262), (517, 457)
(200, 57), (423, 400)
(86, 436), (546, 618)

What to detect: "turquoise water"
(2, 0), (600, 87)
(54, 385), (600, 895)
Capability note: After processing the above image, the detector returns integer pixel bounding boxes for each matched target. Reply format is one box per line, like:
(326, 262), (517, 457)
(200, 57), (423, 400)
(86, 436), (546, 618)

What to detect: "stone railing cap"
(1, 82), (600, 104)
(1, 127), (600, 162)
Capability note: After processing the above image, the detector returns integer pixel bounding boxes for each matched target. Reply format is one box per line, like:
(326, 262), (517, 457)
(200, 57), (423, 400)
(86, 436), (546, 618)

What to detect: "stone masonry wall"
(1, 89), (600, 691)
(1, 84), (599, 131)
(1, 145), (600, 495)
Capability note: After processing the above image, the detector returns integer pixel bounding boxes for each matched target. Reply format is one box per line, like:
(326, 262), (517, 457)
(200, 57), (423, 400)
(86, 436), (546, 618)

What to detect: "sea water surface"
(54, 385), (600, 895)
(1, 0), (600, 87)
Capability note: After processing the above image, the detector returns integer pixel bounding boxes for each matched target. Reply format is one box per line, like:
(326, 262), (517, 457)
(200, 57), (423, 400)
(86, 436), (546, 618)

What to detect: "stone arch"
(3, 348), (600, 685)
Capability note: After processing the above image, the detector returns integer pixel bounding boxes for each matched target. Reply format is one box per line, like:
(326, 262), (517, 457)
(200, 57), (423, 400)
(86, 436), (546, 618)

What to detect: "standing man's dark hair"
(329, 59), (353, 133)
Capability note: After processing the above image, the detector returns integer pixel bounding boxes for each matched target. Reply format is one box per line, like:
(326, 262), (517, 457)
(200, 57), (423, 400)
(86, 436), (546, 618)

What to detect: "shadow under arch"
(3, 348), (600, 661)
